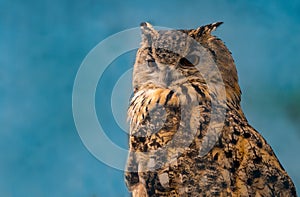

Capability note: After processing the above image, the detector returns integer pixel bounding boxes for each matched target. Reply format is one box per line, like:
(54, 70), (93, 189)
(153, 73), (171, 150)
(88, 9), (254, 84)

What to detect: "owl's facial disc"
(147, 45), (200, 88)
(146, 58), (175, 87)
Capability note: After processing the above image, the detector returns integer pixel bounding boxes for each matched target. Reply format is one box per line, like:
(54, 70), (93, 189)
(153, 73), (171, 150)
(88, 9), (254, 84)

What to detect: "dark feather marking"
(164, 90), (175, 105)
(191, 84), (205, 98)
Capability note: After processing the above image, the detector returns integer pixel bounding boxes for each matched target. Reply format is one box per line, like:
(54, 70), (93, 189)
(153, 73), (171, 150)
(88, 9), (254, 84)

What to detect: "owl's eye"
(147, 60), (157, 68)
(179, 54), (200, 66)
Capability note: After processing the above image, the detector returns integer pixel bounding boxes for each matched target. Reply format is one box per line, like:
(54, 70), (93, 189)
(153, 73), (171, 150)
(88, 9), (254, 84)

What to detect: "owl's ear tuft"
(192, 22), (223, 37)
(206, 22), (223, 32)
(140, 22), (158, 45)
(140, 22), (149, 27)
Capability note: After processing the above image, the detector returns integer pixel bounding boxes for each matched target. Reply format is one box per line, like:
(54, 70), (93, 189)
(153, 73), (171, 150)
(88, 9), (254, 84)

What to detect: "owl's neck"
(172, 79), (245, 120)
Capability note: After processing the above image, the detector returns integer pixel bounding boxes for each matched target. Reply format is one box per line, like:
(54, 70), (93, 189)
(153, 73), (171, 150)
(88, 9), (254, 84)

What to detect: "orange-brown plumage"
(125, 22), (297, 197)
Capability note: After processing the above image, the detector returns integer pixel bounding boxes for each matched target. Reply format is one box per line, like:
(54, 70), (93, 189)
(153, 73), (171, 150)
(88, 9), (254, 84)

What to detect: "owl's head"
(133, 22), (241, 106)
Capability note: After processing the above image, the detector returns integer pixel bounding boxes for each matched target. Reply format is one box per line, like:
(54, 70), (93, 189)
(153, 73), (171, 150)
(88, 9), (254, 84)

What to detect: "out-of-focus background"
(1, 0), (300, 196)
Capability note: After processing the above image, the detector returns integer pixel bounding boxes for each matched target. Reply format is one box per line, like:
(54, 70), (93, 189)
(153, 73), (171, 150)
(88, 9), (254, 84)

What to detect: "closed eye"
(147, 59), (157, 68)
(179, 54), (200, 67)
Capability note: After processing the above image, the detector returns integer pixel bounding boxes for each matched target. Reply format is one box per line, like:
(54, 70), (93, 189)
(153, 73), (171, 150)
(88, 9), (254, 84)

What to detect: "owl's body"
(125, 22), (297, 197)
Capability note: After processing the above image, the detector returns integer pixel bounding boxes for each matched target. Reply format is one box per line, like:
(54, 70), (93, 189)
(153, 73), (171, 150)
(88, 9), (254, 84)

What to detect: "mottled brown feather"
(125, 22), (297, 197)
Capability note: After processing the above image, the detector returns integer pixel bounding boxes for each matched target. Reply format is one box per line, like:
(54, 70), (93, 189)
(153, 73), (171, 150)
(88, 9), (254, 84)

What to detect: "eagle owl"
(125, 22), (297, 197)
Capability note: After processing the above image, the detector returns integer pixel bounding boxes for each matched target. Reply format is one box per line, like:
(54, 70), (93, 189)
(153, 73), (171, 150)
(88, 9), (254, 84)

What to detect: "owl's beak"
(165, 68), (172, 87)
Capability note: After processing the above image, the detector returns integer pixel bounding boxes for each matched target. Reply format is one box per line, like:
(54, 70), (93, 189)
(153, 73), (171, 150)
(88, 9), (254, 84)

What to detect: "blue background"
(1, 0), (300, 196)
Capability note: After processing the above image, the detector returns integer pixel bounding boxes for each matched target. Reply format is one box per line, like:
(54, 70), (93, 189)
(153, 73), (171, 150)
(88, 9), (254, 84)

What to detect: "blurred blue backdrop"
(1, 0), (300, 196)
